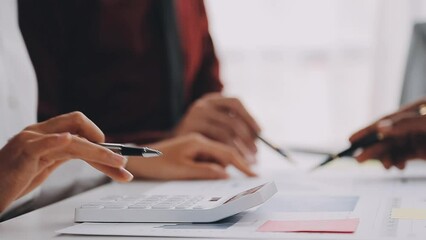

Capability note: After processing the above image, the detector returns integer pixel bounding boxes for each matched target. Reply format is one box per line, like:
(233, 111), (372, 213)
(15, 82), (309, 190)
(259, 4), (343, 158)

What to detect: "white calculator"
(75, 181), (277, 223)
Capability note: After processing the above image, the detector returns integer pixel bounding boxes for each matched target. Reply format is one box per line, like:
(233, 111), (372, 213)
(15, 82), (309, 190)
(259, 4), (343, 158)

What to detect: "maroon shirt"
(19, 0), (223, 144)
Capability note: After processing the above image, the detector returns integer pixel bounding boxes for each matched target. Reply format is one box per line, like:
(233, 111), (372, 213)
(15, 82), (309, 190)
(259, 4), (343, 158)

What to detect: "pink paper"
(257, 219), (359, 233)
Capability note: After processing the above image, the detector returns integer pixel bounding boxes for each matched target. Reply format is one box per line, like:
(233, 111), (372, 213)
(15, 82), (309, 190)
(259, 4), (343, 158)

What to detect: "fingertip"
(254, 124), (261, 134)
(229, 150), (254, 174)
(355, 157), (365, 163)
(96, 132), (106, 144)
(247, 171), (258, 177)
(242, 165), (256, 177)
(119, 167), (134, 182)
(211, 165), (229, 179)
(396, 161), (406, 170)
(356, 154), (368, 163)
(210, 165), (230, 179)
(382, 160), (392, 169)
(241, 163), (257, 177)
(219, 172), (230, 179)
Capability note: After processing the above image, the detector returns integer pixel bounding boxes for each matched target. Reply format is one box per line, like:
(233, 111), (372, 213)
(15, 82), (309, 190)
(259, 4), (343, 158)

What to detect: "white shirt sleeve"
(0, 0), (39, 216)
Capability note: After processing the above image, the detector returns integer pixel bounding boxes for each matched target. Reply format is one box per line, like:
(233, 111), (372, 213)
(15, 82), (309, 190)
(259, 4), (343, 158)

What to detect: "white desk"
(2, 146), (426, 240)
(0, 182), (161, 240)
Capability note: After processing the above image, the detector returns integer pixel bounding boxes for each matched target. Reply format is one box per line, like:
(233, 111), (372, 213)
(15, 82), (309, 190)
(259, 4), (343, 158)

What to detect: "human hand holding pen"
(349, 99), (426, 169)
(173, 93), (261, 164)
(0, 112), (133, 212)
(126, 134), (257, 180)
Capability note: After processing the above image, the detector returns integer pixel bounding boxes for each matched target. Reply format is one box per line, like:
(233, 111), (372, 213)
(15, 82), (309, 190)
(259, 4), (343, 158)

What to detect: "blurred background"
(205, 0), (426, 151)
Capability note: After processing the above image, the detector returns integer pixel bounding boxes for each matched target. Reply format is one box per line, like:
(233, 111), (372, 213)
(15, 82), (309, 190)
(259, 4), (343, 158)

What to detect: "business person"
(0, 0), (134, 215)
(1, 0), (254, 219)
(18, 0), (261, 166)
(350, 97), (426, 169)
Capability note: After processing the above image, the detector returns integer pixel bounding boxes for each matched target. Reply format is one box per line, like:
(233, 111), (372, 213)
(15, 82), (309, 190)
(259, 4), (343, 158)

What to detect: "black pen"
(312, 103), (426, 170)
(99, 143), (162, 157)
(311, 132), (383, 171)
(257, 135), (295, 164)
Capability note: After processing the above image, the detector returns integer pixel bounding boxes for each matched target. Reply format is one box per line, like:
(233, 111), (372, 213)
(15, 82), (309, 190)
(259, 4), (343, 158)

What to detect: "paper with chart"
(58, 153), (426, 239)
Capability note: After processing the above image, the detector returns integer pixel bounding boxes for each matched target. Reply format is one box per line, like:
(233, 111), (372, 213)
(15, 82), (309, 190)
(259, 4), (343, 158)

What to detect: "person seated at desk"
(0, 0), (133, 217)
(350, 97), (426, 169)
(18, 0), (262, 180)
(0, 0), (254, 219)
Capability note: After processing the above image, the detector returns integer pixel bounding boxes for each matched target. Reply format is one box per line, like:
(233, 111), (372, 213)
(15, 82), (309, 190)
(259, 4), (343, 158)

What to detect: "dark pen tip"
(257, 135), (296, 164)
(311, 155), (334, 171)
(277, 149), (296, 164)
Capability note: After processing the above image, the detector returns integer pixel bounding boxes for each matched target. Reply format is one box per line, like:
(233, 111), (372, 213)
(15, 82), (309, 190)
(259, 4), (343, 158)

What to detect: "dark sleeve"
(105, 130), (171, 145)
(189, 0), (223, 103)
(19, 0), (100, 122)
(19, 0), (64, 122)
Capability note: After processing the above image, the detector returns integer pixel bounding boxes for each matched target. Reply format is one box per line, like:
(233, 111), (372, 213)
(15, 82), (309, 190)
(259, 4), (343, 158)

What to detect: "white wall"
(205, 0), (426, 150)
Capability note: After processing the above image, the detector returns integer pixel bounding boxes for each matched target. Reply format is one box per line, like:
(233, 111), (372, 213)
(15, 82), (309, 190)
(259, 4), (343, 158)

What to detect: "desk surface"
(1, 182), (160, 240)
(2, 146), (426, 240)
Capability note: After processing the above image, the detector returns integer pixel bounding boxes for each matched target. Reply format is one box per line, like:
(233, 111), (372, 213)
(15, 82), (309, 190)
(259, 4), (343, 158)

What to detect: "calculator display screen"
(224, 184), (265, 204)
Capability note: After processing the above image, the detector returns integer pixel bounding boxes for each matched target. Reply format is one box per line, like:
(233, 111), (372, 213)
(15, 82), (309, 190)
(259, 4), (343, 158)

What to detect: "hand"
(173, 93), (261, 161)
(126, 134), (257, 180)
(350, 97), (426, 143)
(0, 112), (133, 212)
(349, 98), (426, 169)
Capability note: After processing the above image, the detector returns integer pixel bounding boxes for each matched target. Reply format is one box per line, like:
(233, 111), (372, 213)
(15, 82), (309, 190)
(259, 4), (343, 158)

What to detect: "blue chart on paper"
(257, 194), (359, 212)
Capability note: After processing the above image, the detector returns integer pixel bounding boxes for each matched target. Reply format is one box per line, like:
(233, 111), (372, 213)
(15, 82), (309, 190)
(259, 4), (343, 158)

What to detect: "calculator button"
(192, 205), (205, 210)
(85, 202), (111, 206)
(81, 204), (104, 209)
(174, 206), (188, 209)
(150, 195), (167, 199)
(175, 204), (193, 209)
(162, 200), (183, 205)
(128, 205), (149, 209)
(103, 205), (128, 209)
(138, 200), (158, 205)
(122, 196), (143, 201)
(151, 205), (173, 209)
(100, 195), (122, 201)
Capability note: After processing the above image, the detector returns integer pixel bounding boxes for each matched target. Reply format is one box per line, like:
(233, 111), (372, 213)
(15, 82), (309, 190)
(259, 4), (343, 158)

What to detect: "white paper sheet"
(57, 158), (426, 239)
